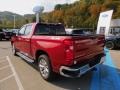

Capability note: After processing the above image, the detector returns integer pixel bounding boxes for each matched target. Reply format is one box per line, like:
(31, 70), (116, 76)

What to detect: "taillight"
(63, 39), (74, 61)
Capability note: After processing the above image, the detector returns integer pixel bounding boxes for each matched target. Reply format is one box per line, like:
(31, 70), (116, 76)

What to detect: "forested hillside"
(42, 0), (120, 28)
(0, 11), (34, 28)
(0, 0), (120, 29)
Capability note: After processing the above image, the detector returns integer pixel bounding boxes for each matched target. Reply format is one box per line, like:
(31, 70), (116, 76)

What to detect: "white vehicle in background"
(11, 29), (19, 34)
(6, 29), (19, 34)
(65, 28), (93, 35)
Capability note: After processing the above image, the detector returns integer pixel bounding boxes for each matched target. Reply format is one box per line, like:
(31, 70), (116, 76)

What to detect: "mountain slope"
(0, 11), (24, 21)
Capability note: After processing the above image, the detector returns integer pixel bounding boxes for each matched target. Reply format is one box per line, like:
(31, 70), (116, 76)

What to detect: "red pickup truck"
(11, 23), (105, 81)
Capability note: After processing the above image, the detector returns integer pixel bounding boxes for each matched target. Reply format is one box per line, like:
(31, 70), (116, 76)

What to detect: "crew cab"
(11, 23), (105, 81)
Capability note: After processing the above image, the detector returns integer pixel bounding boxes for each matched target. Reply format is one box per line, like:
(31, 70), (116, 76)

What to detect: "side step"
(17, 52), (34, 63)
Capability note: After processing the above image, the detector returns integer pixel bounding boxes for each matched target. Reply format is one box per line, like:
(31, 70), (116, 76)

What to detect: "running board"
(17, 52), (34, 63)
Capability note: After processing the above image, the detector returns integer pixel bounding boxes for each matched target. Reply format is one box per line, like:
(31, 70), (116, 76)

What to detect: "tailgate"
(73, 35), (104, 61)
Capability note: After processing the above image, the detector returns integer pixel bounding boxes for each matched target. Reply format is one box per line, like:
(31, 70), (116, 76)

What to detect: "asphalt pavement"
(0, 41), (120, 90)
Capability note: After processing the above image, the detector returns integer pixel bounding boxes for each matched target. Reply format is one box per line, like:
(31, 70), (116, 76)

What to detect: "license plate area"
(80, 64), (90, 75)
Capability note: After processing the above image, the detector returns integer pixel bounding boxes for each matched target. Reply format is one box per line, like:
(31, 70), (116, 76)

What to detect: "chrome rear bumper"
(60, 55), (105, 77)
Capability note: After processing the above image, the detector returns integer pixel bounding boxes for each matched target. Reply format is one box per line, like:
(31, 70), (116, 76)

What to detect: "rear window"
(34, 24), (66, 35)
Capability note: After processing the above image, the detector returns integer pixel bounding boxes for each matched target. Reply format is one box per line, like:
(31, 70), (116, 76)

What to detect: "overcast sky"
(0, 0), (78, 15)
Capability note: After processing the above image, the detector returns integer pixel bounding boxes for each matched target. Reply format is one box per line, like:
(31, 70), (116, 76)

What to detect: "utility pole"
(13, 15), (16, 29)
(36, 13), (39, 23)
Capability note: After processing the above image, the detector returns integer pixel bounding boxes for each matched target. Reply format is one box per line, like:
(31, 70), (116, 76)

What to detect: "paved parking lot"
(0, 56), (23, 90)
(0, 41), (120, 90)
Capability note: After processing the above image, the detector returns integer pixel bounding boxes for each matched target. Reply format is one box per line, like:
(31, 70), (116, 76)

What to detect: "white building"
(109, 19), (120, 36)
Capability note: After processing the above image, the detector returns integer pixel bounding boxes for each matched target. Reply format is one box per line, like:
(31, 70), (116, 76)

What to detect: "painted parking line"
(0, 60), (7, 64)
(0, 65), (9, 71)
(90, 49), (120, 90)
(0, 56), (24, 90)
(0, 57), (7, 64)
(6, 56), (24, 90)
(0, 57), (6, 59)
(0, 74), (14, 83)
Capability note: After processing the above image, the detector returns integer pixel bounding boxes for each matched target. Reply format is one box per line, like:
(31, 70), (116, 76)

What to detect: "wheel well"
(35, 50), (49, 63)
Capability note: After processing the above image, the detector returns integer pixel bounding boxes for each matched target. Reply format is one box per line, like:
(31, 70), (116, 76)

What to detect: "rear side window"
(25, 25), (32, 35)
(34, 24), (66, 35)
(35, 24), (49, 35)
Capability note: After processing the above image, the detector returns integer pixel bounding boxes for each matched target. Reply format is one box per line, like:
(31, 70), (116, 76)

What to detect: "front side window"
(25, 25), (32, 35)
(18, 26), (26, 35)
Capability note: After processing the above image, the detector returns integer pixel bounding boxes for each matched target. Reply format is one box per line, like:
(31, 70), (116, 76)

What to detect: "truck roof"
(26, 22), (63, 26)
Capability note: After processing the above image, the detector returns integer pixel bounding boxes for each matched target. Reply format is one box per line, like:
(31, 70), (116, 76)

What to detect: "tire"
(105, 41), (115, 50)
(38, 54), (54, 81)
(12, 44), (17, 56)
